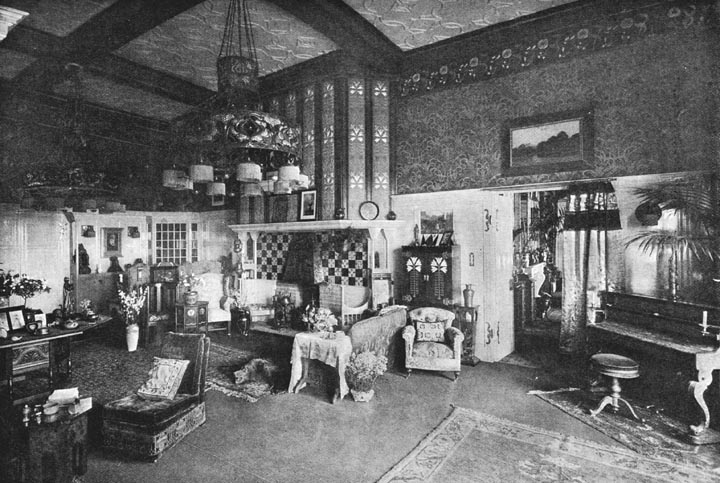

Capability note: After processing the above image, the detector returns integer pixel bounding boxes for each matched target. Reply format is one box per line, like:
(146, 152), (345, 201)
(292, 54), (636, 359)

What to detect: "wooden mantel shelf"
(228, 219), (405, 235)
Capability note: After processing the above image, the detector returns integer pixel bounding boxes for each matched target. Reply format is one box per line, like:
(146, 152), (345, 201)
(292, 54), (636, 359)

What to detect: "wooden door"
(476, 192), (515, 362)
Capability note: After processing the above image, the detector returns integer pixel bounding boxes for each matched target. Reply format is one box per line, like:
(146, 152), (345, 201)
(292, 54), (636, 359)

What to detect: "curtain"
(557, 181), (620, 354)
(558, 228), (608, 353)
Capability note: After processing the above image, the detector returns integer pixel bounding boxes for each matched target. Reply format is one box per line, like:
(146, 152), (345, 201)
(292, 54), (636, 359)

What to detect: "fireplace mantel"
(228, 220), (405, 274)
(228, 219), (404, 236)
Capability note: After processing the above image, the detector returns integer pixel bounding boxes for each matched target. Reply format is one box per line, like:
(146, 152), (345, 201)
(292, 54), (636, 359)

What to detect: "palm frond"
(633, 180), (720, 231)
(625, 230), (720, 261)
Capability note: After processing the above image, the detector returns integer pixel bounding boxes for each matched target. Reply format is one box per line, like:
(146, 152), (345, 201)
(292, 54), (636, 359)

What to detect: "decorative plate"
(359, 201), (379, 220)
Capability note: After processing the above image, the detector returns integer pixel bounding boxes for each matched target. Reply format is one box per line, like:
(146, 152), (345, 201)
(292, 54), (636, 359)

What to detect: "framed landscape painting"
(502, 108), (593, 176)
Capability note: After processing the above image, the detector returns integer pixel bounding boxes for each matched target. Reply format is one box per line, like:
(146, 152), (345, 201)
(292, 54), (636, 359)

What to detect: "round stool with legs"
(588, 353), (642, 421)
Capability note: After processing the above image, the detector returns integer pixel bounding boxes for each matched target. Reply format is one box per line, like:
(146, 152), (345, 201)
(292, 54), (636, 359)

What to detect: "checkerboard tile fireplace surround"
(256, 232), (369, 286)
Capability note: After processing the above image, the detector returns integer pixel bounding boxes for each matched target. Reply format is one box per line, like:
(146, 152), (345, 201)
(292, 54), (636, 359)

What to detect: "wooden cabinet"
(400, 245), (459, 307)
(174, 302), (208, 333)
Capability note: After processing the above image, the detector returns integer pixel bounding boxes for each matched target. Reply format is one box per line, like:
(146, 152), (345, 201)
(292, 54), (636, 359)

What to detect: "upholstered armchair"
(403, 307), (464, 380)
(102, 332), (210, 461)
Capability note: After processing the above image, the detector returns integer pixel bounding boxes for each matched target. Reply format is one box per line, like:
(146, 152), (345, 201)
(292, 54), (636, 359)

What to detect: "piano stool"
(588, 353), (642, 422)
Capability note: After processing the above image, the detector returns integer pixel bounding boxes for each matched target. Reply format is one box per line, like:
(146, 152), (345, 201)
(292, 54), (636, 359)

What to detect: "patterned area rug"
(378, 406), (720, 482)
(532, 388), (720, 469)
(69, 339), (277, 405)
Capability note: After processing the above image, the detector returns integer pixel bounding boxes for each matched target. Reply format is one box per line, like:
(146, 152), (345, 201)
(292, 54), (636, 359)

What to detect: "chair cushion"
(137, 357), (190, 401)
(412, 341), (454, 359)
(103, 393), (198, 427)
(415, 321), (445, 342)
(208, 306), (231, 323)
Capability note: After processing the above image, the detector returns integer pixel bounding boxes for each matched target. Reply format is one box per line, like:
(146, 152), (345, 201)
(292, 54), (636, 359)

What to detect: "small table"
(175, 301), (209, 333)
(0, 316), (112, 403)
(289, 331), (352, 403)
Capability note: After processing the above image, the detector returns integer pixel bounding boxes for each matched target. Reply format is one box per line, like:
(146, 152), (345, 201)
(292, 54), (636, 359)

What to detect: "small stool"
(588, 353), (642, 421)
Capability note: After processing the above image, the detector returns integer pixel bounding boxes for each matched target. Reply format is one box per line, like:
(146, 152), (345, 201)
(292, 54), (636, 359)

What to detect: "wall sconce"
(128, 226), (140, 238)
(81, 225), (96, 237)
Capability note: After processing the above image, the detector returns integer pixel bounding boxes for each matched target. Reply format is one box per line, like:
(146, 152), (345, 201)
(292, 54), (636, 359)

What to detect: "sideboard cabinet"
(399, 245), (460, 307)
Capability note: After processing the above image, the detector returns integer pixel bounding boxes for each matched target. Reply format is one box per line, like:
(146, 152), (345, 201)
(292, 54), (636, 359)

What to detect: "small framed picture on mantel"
(299, 190), (317, 221)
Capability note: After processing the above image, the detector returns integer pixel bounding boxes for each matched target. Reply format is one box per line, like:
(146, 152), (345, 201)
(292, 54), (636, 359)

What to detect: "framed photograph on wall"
(299, 190), (317, 221)
(502, 107), (593, 176)
(103, 228), (123, 258)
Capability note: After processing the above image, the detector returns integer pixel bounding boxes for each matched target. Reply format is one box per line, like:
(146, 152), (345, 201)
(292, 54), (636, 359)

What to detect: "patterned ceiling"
(3, 0), (118, 37)
(345, 0), (578, 50)
(1, 0), (581, 120)
(115, 0), (339, 91)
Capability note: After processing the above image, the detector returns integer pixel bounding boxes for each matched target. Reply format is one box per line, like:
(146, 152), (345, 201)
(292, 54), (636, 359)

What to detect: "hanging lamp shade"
(206, 182), (226, 196)
(190, 164), (214, 183)
(236, 162), (262, 182)
(278, 165), (300, 182)
(240, 183), (262, 197)
(163, 169), (193, 190)
(274, 180), (291, 194)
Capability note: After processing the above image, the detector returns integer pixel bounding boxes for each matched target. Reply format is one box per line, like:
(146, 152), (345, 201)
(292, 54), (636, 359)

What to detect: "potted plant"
(301, 306), (338, 334)
(117, 286), (148, 352)
(625, 179), (719, 302)
(179, 272), (204, 305)
(345, 351), (388, 402)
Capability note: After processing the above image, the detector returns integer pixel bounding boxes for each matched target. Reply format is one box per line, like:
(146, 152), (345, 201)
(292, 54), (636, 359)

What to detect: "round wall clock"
(359, 201), (379, 220)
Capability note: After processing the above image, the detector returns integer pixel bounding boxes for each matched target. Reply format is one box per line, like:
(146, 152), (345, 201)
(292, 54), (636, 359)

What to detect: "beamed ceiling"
(1, 0), (577, 122)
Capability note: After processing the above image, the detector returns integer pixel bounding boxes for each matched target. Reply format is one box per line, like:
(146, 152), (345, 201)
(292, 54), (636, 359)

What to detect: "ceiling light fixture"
(170, 0), (305, 199)
(23, 63), (118, 207)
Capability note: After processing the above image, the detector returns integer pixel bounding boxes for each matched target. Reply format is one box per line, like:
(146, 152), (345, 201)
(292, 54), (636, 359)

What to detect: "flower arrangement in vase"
(0, 269), (51, 307)
(301, 306), (338, 334)
(179, 272), (204, 305)
(345, 351), (388, 402)
(118, 286), (147, 352)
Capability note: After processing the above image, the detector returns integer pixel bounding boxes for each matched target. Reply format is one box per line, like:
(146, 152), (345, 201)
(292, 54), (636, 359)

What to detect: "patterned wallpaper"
(345, 0), (575, 51)
(394, 28), (718, 194)
(115, 0), (337, 91)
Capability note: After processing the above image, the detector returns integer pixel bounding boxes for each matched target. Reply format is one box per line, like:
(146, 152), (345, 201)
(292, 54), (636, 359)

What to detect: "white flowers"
(302, 306), (338, 333)
(117, 287), (147, 325)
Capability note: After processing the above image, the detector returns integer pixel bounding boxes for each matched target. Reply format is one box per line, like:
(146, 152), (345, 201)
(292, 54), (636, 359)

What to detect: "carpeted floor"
(378, 406), (720, 483)
(68, 335), (285, 405)
(531, 387), (720, 469)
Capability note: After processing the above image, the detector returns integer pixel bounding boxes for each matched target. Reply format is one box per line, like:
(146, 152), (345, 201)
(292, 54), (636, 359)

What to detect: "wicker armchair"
(403, 307), (464, 380)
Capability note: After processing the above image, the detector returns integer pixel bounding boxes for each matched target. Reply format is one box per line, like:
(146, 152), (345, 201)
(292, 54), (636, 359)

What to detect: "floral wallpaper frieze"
(399, 1), (713, 97)
(395, 28), (718, 194)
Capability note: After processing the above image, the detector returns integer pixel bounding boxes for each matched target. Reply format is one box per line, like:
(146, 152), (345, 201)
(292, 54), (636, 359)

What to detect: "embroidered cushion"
(137, 357), (190, 401)
(415, 321), (445, 342)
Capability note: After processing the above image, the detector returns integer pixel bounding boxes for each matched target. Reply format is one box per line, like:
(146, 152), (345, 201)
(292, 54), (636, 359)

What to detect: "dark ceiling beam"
(87, 56), (214, 107)
(62, 0), (209, 59)
(6, 0), (210, 104)
(264, 0), (402, 73)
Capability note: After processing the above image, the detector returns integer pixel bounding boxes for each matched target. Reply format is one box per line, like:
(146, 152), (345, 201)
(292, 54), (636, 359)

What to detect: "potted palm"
(345, 351), (388, 402)
(117, 286), (148, 352)
(625, 179), (719, 302)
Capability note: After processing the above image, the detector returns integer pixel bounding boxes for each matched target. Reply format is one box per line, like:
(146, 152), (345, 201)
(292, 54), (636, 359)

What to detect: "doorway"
(512, 190), (565, 349)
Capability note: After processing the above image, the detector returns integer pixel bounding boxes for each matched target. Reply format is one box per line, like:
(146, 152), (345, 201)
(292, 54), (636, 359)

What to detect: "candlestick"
(702, 310), (708, 330)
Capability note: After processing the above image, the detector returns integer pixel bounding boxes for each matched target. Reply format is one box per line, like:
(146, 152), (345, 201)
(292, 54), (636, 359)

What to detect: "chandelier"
(166, 0), (307, 203)
(23, 63), (117, 206)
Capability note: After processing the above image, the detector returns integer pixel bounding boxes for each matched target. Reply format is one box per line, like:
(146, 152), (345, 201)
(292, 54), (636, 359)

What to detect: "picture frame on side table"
(7, 307), (26, 331)
(502, 107), (593, 176)
(299, 190), (317, 221)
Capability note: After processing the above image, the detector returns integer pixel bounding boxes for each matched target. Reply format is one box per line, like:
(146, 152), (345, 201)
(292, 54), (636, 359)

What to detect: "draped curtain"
(557, 182), (620, 354)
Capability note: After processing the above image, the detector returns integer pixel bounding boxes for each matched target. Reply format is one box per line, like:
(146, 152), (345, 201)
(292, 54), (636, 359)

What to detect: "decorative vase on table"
(350, 388), (375, 402)
(126, 323), (139, 352)
(184, 290), (199, 305)
(463, 284), (475, 307)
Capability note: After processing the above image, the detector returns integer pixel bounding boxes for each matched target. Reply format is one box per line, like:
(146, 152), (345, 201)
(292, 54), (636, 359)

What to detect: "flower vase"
(185, 290), (198, 305)
(351, 388), (375, 402)
(126, 324), (139, 352)
(463, 284), (475, 307)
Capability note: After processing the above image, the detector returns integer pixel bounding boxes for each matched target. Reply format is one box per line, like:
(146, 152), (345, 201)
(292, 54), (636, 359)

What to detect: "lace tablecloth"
(289, 331), (353, 401)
